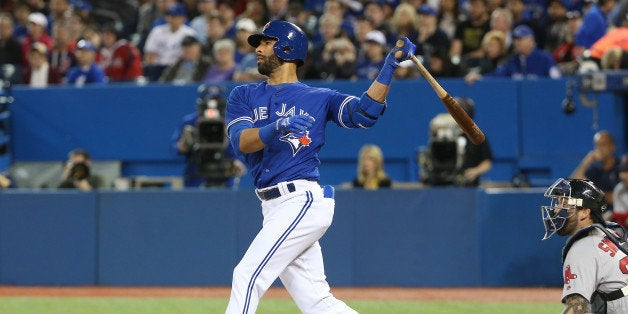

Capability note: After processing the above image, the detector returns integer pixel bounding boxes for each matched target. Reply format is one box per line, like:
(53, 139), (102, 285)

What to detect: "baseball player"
(224, 20), (415, 314)
(542, 178), (628, 313)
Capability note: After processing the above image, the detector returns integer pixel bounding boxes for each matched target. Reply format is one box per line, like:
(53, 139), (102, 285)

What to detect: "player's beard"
(557, 212), (578, 236)
(257, 54), (283, 76)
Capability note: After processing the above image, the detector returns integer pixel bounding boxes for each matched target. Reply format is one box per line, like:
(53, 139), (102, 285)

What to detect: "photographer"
(170, 84), (246, 188)
(419, 97), (493, 186)
(57, 149), (102, 190)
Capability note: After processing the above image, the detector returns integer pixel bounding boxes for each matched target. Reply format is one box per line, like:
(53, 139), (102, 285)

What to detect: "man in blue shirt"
(466, 24), (561, 83)
(65, 39), (106, 86)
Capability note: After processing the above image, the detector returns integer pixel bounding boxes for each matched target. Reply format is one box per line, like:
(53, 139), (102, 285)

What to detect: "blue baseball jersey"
(226, 81), (357, 189)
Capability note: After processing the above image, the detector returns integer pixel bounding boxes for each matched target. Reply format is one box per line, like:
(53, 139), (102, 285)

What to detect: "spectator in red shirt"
(100, 24), (143, 82)
(21, 12), (53, 66)
(22, 42), (62, 87)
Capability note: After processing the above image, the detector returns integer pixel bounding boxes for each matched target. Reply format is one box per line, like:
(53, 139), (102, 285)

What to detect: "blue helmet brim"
(247, 34), (277, 48)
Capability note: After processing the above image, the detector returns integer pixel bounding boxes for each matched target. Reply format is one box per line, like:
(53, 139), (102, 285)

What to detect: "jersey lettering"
(275, 103), (313, 120)
(252, 107), (268, 123)
(599, 237), (619, 257)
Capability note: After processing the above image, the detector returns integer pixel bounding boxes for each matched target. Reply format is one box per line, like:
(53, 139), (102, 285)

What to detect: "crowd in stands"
(0, 0), (627, 87)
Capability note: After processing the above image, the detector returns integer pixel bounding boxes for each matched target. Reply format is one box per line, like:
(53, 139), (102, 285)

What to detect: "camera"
(67, 162), (90, 180)
(187, 85), (235, 186)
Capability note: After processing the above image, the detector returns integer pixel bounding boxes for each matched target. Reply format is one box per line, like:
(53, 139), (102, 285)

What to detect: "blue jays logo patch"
(280, 131), (312, 156)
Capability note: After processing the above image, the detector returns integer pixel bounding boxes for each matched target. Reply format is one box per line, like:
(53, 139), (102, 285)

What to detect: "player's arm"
(334, 38), (416, 130)
(229, 117), (315, 154)
(562, 294), (589, 314)
(365, 37), (416, 103)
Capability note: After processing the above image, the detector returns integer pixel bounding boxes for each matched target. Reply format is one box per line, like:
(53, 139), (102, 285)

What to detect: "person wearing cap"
(354, 29), (388, 80)
(143, 2), (197, 81)
(21, 12), (53, 66)
(466, 24), (561, 83)
(612, 155), (628, 228)
(159, 35), (210, 84)
(100, 24), (143, 82)
(416, 4), (451, 60)
(22, 42), (62, 87)
(65, 39), (106, 86)
(233, 18), (258, 63)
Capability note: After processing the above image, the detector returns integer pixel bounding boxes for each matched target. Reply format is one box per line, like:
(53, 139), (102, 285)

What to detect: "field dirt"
(0, 286), (561, 303)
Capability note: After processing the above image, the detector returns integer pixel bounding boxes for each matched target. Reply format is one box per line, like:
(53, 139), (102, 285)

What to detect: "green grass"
(0, 297), (564, 314)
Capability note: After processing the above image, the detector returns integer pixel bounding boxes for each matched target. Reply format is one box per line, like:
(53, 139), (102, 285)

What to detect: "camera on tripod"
(183, 84), (235, 186)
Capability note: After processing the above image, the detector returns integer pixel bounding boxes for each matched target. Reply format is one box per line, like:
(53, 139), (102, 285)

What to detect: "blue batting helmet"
(247, 20), (308, 66)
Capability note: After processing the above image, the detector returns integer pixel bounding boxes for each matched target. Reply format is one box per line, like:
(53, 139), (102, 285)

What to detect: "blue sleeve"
(225, 85), (254, 155)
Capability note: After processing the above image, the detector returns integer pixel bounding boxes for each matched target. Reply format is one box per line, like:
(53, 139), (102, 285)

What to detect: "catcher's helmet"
(541, 178), (607, 240)
(247, 20), (308, 66)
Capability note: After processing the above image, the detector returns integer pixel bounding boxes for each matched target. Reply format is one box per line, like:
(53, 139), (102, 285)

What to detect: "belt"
(600, 286), (628, 301)
(256, 182), (296, 201)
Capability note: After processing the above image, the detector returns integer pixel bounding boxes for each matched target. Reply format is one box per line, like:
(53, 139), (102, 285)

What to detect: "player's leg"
(226, 188), (330, 314)
(279, 196), (358, 314)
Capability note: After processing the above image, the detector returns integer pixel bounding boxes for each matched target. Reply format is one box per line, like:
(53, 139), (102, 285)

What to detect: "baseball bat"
(395, 41), (486, 145)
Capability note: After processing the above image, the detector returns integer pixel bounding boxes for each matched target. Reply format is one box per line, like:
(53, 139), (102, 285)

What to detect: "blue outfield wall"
(0, 188), (564, 287)
(6, 78), (625, 188)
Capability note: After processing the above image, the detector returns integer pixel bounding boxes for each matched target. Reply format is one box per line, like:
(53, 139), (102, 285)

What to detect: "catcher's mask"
(541, 178), (607, 240)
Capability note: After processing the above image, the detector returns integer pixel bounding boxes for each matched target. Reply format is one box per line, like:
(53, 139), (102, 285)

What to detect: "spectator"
(22, 42), (62, 87)
(189, 0), (217, 44)
(449, 0), (490, 66)
(463, 30), (509, 82)
(201, 14), (228, 63)
(545, 0), (570, 53)
(612, 155), (628, 228)
(216, 1), (237, 39)
(575, 0), (615, 50)
(266, 0), (289, 21)
(134, 0), (174, 52)
(552, 10), (583, 75)
(159, 35), (211, 84)
(303, 13), (343, 79)
(100, 24), (143, 82)
(233, 18), (257, 64)
(319, 35), (358, 80)
(351, 144), (392, 189)
(389, 2), (419, 40)
(588, 16), (628, 63)
(601, 46), (628, 70)
(416, 5), (452, 64)
(351, 15), (376, 57)
(58, 148), (103, 190)
(237, 0), (269, 28)
(12, 2), (32, 40)
(321, 0), (357, 37)
(203, 38), (237, 84)
(232, 19), (266, 82)
(47, 0), (72, 34)
(0, 13), (23, 84)
(363, 0), (394, 43)
(489, 8), (514, 53)
(465, 25), (561, 83)
(65, 39), (107, 86)
(570, 130), (620, 214)
(438, 0), (465, 40)
(21, 12), (53, 67)
(49, 21), (76, 79)
(394, 59), (420, 79)
(507, 0), (546, 49)
(143, 2), (197, 81)
(354, 30), (387, 80)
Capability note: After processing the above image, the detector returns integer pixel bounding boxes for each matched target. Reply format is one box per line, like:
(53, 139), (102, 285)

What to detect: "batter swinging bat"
(395, 40), (486, 145)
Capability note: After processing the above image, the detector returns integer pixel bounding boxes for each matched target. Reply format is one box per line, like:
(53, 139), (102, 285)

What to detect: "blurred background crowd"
(0, 0), (626, 87)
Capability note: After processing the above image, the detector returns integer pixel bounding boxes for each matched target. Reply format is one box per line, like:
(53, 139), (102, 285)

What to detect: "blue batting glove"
(377, 37), (416, 85)
(276, 115), (315, 134)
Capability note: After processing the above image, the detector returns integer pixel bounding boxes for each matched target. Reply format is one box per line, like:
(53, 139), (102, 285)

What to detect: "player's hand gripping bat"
(395, 40), (486, 145)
